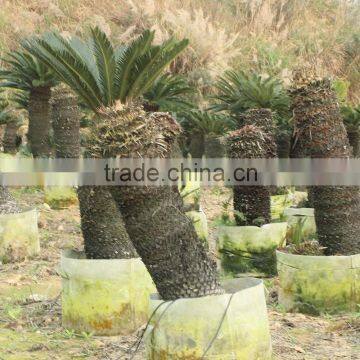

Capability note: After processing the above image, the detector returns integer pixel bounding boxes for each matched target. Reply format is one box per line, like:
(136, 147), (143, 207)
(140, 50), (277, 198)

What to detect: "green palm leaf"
(115, 30), (155, 101)
(90, 27), (116, 105)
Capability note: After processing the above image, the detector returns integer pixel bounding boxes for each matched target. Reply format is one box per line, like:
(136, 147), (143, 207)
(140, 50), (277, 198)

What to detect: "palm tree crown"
(182, 110), (236, 136)
(0, 50), (57, 93)
(23, 27), (189, 112)
(211, 70), (290, 118)
(143, 73), (194, 112)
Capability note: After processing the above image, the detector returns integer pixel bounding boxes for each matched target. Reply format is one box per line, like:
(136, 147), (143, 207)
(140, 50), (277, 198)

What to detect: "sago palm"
(0, 50), (57, 157)
(23, 28), (188, 112)
(211, 70), (290, 119)
(184, 110), (235, 157)
(291, 78), (360, 255)
(26, 27), (221, 300)
(212, 70), (291, 157)
(225, 111), (277, 226)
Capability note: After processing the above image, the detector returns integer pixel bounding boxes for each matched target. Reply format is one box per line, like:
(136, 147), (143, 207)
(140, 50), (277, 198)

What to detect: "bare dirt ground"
(0, 187), (359, 359)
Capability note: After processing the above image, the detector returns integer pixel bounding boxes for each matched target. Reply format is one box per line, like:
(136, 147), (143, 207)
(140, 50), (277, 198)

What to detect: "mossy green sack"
(218, 223), (287, 275)
(0, 209), (40, 263)
(277, 251), (360, 314)
(61, 250), (156, 335)
(145, 278), (272, 359)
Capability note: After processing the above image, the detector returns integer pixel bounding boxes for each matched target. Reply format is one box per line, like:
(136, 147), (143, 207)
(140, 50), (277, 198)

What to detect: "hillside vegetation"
(0, 0), (359, 101)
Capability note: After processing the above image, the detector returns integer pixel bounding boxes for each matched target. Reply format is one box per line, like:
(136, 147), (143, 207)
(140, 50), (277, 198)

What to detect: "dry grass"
(0, 0), (359, 100)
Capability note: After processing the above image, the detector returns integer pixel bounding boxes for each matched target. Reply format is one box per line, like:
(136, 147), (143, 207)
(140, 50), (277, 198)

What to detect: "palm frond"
(0, 49), (56, 92)
(182, 110), (236, 135)
(143, 73), (195, 112)
(23, 33), (103, 112)
(24, 28), (188, 112)
(115, 30), (155, 102)
(131, 39), (189, 99)
(90, 27), (116, 105)
(11, 91), (30, 110)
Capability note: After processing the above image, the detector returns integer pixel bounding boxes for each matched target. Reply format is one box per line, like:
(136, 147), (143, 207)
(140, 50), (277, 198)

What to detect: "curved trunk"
(51, 88), (137, 259)
(3, 121), (20, 154)
(111, 185), (222, 300)
(78, 186), (137, 259)
(0, 186), (21, 215)
(28, 86), (52, 157)
(88, 108), (222, 300)
(347, 129), (360, 157)
(290, 79), (360, 255)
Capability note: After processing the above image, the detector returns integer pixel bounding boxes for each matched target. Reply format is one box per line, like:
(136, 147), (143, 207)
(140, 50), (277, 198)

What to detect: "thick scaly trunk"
(88, 107), (223, 300)
(28, 86), (52, 157)
(276, 130), (291, 158)
(0, 120), (21, 214)
(52, 88), (81, 158)
(233, 186), (271, 226)
(309, 186), (360, 254)
(111, 186), (222, 300)
(229, 109), (276, 226)
(291, 78), (360, 255)
(3, 121), (20, 154)
(0, 125), (5, 149)
(189, 131), (204, 158)
(78, 186), (137, 259)
(0, 186), (21, 215)
(51, 87), (137, 259)
(204, 134), (225, 158)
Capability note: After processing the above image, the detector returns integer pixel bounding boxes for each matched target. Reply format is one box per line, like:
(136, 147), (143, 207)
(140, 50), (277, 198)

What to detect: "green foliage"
(23, 27), (189, 112)
(341, 105), (360, 131)
(182, 110), (235, 136)
(0, 90), (10, 123)
(11, 91), (30, 110)
(332, 79), (350, 105)
(288, 216), (307, 246)
(0, 50), (57, 93)
(213, 199), (237, 226)
(143, 73), (195, 112)
(211, 70), (290, 118)
(0, 90), (23, 125)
